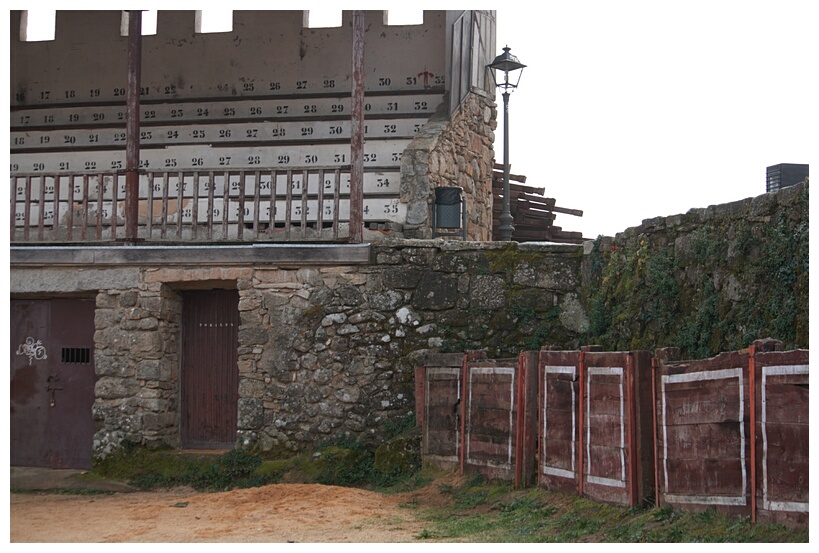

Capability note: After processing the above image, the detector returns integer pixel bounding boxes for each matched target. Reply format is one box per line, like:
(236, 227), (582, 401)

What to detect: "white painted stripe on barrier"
(466, 366), (515, 468)
(767, 500), (809, 513)
(664, 367), (742, 384)
(587, 475), (626, 489)
(542, 365), (576, 479)
(541, 466), (575, 479)
(762, 364), (809, 513)
(661, 367), (746, 506)
(665, 494), (747, 506)
(585, 366), (626, 488)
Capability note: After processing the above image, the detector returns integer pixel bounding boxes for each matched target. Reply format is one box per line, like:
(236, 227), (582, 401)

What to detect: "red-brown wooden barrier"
(461, 355), (537, 484)
(654, 349), (752, 516)
(749, 344), (809, 527)
(579, 349), (654, 507)
(415, 351), (485, 472)
(417, 341), (808, 525)
(538, 349), (582, 494)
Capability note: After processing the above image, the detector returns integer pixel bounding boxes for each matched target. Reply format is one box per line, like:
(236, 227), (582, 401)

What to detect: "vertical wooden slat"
(268, 170), (275, 235)
(253, 170), (261, 240)
(207, 170), (215, 239)
(285, 170), (293, 239)
(237, 171), (245, 240)
(110, 175), (118, 241)
(191, 172), (199, 239)
(52, 174), (61, 236)
(146, 172), (154, 239)
(23, 176), (32, 241)
(160, 171), (169, 239)
(333, 168), (341, 240)
(176, 170), (184, 238)
(317, 168), (325, 233)
(222, 170), (229, 238)
(10, 177), (18, 240)
(37, 176), (45, 241)
(95, 174), (104, 240)
(81, 175), (89, 241)
(300, 169), (308, 238)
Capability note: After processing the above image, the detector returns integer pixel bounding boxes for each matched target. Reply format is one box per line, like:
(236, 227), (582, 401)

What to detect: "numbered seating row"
(10, 141), (410, 175)
(11, 170), (401, 201)
(11, 94), (443, 129)
(11, 118), (426, 151)
(13, 196), (406, 227)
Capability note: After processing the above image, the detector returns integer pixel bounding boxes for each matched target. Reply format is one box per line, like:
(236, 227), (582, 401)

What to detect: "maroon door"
(10, 298), (97, 469)
(181, 290), (239, 449)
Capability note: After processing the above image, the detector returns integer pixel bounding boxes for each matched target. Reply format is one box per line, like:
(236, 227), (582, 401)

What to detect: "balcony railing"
(10, 166), (406, 243)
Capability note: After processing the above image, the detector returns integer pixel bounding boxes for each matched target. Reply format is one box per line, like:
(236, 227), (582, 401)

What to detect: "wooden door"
(181, 290), (239, 449)
(10, 298), (97, 469)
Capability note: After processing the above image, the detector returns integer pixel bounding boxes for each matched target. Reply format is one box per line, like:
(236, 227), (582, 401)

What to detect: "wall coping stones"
(10, 243), (371, 267)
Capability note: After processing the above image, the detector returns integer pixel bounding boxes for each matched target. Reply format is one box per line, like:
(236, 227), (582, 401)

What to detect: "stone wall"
(400, 93), (497, 240)
(582, 181), (809, 358)
(90, 240), (586, 459)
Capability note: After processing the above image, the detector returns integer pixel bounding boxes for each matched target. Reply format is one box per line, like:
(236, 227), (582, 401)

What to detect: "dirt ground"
(10, 482), (440, 543)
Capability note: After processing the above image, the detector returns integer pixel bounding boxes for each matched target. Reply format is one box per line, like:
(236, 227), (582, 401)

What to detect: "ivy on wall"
(583, 182), (808, 359)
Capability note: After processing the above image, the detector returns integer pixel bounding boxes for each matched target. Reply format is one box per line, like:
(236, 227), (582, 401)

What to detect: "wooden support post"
(651, 355), (661, 509)
(349, 10), (365, 243)
(748, 342), (757, 523)
(578, 350), (585, 497)
(125, 10), (142, 243)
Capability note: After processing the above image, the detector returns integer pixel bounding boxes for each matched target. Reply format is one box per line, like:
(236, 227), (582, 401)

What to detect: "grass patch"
(414, 476), (808, 542)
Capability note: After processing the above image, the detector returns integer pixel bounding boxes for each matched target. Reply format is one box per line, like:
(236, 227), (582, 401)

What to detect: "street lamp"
(488, 46), (526, 242)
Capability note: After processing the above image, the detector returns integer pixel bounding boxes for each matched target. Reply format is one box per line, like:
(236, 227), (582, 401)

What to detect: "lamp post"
(488, 46), (526, 242)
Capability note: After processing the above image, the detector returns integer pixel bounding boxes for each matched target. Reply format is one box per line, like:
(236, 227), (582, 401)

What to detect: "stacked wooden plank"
(491, 164), (585, 243)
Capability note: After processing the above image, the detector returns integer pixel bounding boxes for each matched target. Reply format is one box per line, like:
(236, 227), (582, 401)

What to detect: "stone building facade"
(68, 240), (585, 459)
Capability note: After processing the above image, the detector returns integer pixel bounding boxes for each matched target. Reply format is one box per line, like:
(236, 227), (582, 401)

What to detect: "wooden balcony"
(10, 166), (405, 244)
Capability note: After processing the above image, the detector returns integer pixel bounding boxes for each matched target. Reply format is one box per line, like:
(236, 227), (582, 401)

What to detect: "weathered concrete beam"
(10, 243), (371, 267)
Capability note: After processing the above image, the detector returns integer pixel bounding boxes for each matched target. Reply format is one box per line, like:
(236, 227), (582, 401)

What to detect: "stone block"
(412, 272), (458, 310)
(238, 398), (264, 430)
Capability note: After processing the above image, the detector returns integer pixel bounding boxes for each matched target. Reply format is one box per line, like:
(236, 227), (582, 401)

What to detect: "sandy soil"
(10, 483), (435, 543)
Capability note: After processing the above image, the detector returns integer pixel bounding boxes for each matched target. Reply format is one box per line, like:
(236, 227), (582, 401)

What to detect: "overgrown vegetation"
(409, 474), (808, 542)
(583, 183), (808, 358)
(91, 413), (423, 493)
